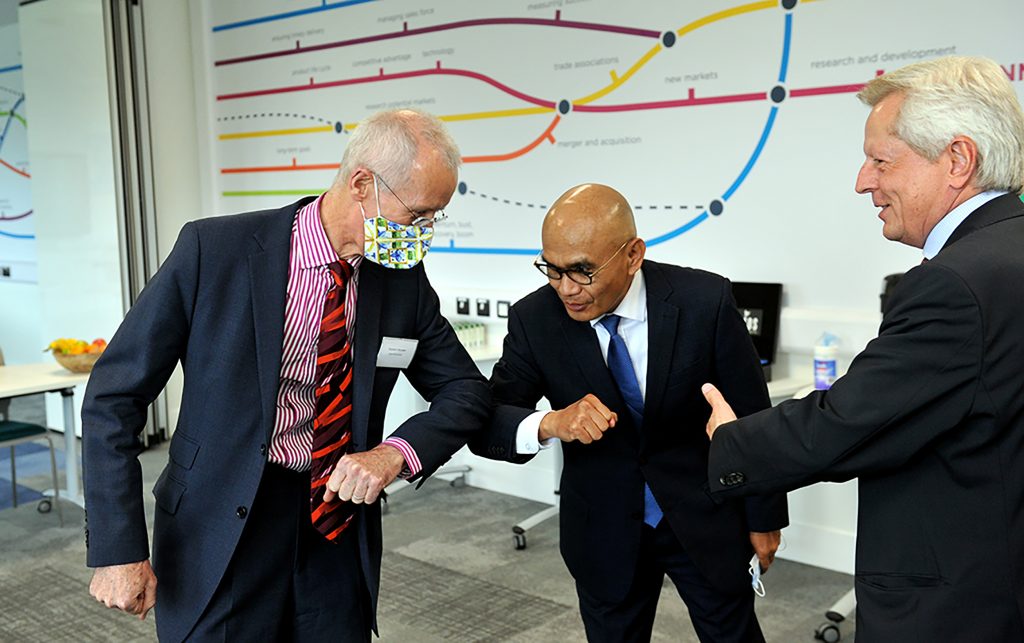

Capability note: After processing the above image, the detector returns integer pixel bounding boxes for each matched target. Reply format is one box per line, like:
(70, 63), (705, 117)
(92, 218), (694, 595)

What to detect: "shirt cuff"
(516, 410), (556, 454)
(381, 437), (421, 480)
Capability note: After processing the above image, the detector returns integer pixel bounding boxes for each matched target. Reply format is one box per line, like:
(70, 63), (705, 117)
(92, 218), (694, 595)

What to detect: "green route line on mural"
(0, 111), (26, 127)
(222, 189), (324, 197)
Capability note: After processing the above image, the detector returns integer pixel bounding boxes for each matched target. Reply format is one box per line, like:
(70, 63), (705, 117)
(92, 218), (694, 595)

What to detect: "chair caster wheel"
(513, 533), (527, 550)
(37, 499), (52, 514)
(814, 622), (841, 642)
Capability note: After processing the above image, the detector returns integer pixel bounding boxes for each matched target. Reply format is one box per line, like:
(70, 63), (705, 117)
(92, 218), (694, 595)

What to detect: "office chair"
(0, 348), (63, 525)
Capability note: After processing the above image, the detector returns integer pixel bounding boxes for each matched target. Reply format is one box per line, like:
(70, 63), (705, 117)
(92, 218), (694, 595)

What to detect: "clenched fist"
(539, 393), (618, 444)
(323, 443), (405, 504)
(89, 559), (157, 620)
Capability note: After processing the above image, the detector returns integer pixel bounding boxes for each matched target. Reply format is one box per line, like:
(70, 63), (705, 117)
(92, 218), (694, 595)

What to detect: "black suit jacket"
(708, 194), (1024, 640)
(472, 260), (789, 602)
(81, 198), (490, 642)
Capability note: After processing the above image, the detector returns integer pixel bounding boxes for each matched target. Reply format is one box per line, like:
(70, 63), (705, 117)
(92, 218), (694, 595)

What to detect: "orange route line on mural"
(219, 114), (563, 174)
(0, 157), (29, 178)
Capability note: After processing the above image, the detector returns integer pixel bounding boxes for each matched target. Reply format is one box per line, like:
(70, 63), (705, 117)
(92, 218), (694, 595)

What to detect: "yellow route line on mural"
(219, 125), (333, 140)
(677, 0), (776, 39)
(573, 44), (662, 106)
(438, 105), (555, 123)
(344, 105), (554, 131)
(223, 0), (821, 139)
(573, 0), (777, 106)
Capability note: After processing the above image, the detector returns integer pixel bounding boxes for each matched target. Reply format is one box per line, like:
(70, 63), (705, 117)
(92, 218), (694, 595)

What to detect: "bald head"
(538, 184), (645, 322)
(542, 184), (636, 249)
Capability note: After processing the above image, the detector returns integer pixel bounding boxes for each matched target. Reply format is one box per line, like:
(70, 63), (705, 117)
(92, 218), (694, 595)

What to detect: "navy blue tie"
(598, 314), (663, 528)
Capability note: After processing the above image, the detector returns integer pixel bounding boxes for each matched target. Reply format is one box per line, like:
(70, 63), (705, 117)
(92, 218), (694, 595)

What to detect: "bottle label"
(814, 358), (837, 390)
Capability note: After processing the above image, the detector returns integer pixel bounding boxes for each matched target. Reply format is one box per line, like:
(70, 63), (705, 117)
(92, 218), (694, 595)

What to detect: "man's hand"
(89, 560), (157, 620)
(701, 383), (737, 440)
(750, 530), (782, 573)
(324, 443), (405, 504)
(539, 394), (617, 444)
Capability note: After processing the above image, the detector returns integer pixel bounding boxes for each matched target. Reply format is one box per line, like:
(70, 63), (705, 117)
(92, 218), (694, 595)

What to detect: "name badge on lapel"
(376, 337), (418, 369)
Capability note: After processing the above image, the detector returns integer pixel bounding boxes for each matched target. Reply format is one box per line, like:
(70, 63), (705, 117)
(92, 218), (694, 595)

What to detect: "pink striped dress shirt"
(269, 194), (420, 476)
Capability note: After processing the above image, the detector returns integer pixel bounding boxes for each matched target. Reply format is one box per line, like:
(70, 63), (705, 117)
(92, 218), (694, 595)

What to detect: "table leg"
(41, 388), (86, 509)
(60, 388), (84, 505)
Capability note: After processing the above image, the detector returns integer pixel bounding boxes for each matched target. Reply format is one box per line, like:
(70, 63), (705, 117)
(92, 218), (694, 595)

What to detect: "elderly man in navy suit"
(83, 109), (490, 641)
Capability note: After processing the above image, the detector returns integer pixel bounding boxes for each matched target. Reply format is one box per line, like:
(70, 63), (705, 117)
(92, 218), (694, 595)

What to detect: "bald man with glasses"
(471, 184), (788, 642)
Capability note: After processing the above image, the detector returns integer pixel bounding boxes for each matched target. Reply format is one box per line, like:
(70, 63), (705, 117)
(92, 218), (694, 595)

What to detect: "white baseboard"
(449, 446), (559, 505)
(778, 522), (857, 575)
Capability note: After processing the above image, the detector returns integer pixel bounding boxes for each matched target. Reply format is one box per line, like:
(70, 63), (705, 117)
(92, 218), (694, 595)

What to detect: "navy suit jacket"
(82, 197), (490, 641)
(709, 194), (1024, 640)
(471, 260), (788, 602)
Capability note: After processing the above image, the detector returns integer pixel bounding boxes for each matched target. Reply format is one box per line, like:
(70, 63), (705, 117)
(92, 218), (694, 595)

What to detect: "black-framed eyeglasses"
(533, 239), (631, 285)
(372, 171), (448, 227)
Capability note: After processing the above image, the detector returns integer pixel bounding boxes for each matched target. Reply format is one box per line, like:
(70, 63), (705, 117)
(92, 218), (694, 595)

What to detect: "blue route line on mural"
(723, 106), (778, 202)
(0, 64), (22, 75)
(0, 95), (25, 158)
(0, 230), (34, 239)
(212, 0), (378, 33)
(435, 10), (793, 256)
(778, 13), (792, 83)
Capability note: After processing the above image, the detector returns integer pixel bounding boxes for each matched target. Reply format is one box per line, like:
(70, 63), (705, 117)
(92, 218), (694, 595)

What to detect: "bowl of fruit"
(46, 338), (107, 373)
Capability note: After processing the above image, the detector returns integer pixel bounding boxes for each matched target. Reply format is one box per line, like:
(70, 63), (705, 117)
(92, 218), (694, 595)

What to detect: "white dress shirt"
(923, 190), (1007, 260)
(516, 270), (649, 454)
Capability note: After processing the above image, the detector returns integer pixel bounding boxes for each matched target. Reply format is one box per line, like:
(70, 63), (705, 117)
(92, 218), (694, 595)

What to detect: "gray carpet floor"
(0, 395), (856, 641)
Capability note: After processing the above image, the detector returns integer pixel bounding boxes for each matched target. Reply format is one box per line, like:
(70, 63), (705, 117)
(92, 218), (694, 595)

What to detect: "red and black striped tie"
(310, 260), (356, 542)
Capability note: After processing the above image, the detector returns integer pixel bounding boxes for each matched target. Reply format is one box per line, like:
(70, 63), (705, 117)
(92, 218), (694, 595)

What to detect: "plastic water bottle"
(813, 332), (839, 390)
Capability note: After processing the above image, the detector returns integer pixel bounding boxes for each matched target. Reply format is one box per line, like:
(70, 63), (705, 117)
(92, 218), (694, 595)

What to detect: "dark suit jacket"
(472, 260), (789, 602)
(81, 197), (490, 642)
(708, 194), (1024, 640)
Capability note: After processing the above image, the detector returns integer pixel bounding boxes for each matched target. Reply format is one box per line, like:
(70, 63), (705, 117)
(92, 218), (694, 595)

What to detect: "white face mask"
(360, 174), (433, 270)
(749, 554), (766, 597)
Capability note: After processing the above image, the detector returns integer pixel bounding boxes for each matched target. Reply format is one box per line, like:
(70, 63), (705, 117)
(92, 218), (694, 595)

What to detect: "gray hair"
(857, 56), (1024, 194)
(336, 109), (461, 190)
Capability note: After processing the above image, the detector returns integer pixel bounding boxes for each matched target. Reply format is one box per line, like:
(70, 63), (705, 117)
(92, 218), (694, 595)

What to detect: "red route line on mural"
(214, 15), (660, 67)
(217, 64), (556, 108)
(0, 209), (31, 221)
(215, 81), (868, 173)
(216, 61), (871, 116)
(0, 157), (29, 178)
(573, 91), (767, 112)
(788, 82), (868, 97)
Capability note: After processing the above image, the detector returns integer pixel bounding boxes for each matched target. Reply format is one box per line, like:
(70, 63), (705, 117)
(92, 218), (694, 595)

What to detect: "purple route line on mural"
(215, 16), (660, 67)
(0, 210), (32, 221)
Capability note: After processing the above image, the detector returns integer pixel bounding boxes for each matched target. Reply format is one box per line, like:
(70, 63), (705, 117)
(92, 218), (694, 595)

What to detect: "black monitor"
(730, 282), (783, 379)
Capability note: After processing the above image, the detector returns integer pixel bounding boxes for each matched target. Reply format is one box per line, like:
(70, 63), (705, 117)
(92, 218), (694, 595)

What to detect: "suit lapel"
(352, 260), (383, 447)
(559, 314), (625, 421)
(641, 262), (679, 438)
(249, 203), (305, 443)
(943, 193), (1024, 250)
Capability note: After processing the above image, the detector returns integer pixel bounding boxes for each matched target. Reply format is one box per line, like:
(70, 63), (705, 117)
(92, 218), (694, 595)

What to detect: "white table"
(0, 363), (89, 508)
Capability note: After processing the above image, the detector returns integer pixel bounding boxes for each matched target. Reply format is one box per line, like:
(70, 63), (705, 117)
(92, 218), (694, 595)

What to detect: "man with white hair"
(702, 56), (1024, 639)
(82, 109), (490, 641)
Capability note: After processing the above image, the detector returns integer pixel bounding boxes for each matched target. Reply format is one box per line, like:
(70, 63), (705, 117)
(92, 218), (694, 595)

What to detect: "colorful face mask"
(360, 174), (434, 270)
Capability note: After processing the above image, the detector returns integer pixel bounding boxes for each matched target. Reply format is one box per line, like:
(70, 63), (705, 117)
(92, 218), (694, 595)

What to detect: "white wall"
(0, 12), (41, 365)
(20, 0), (125, 433)
(142, 0), (203, 434)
